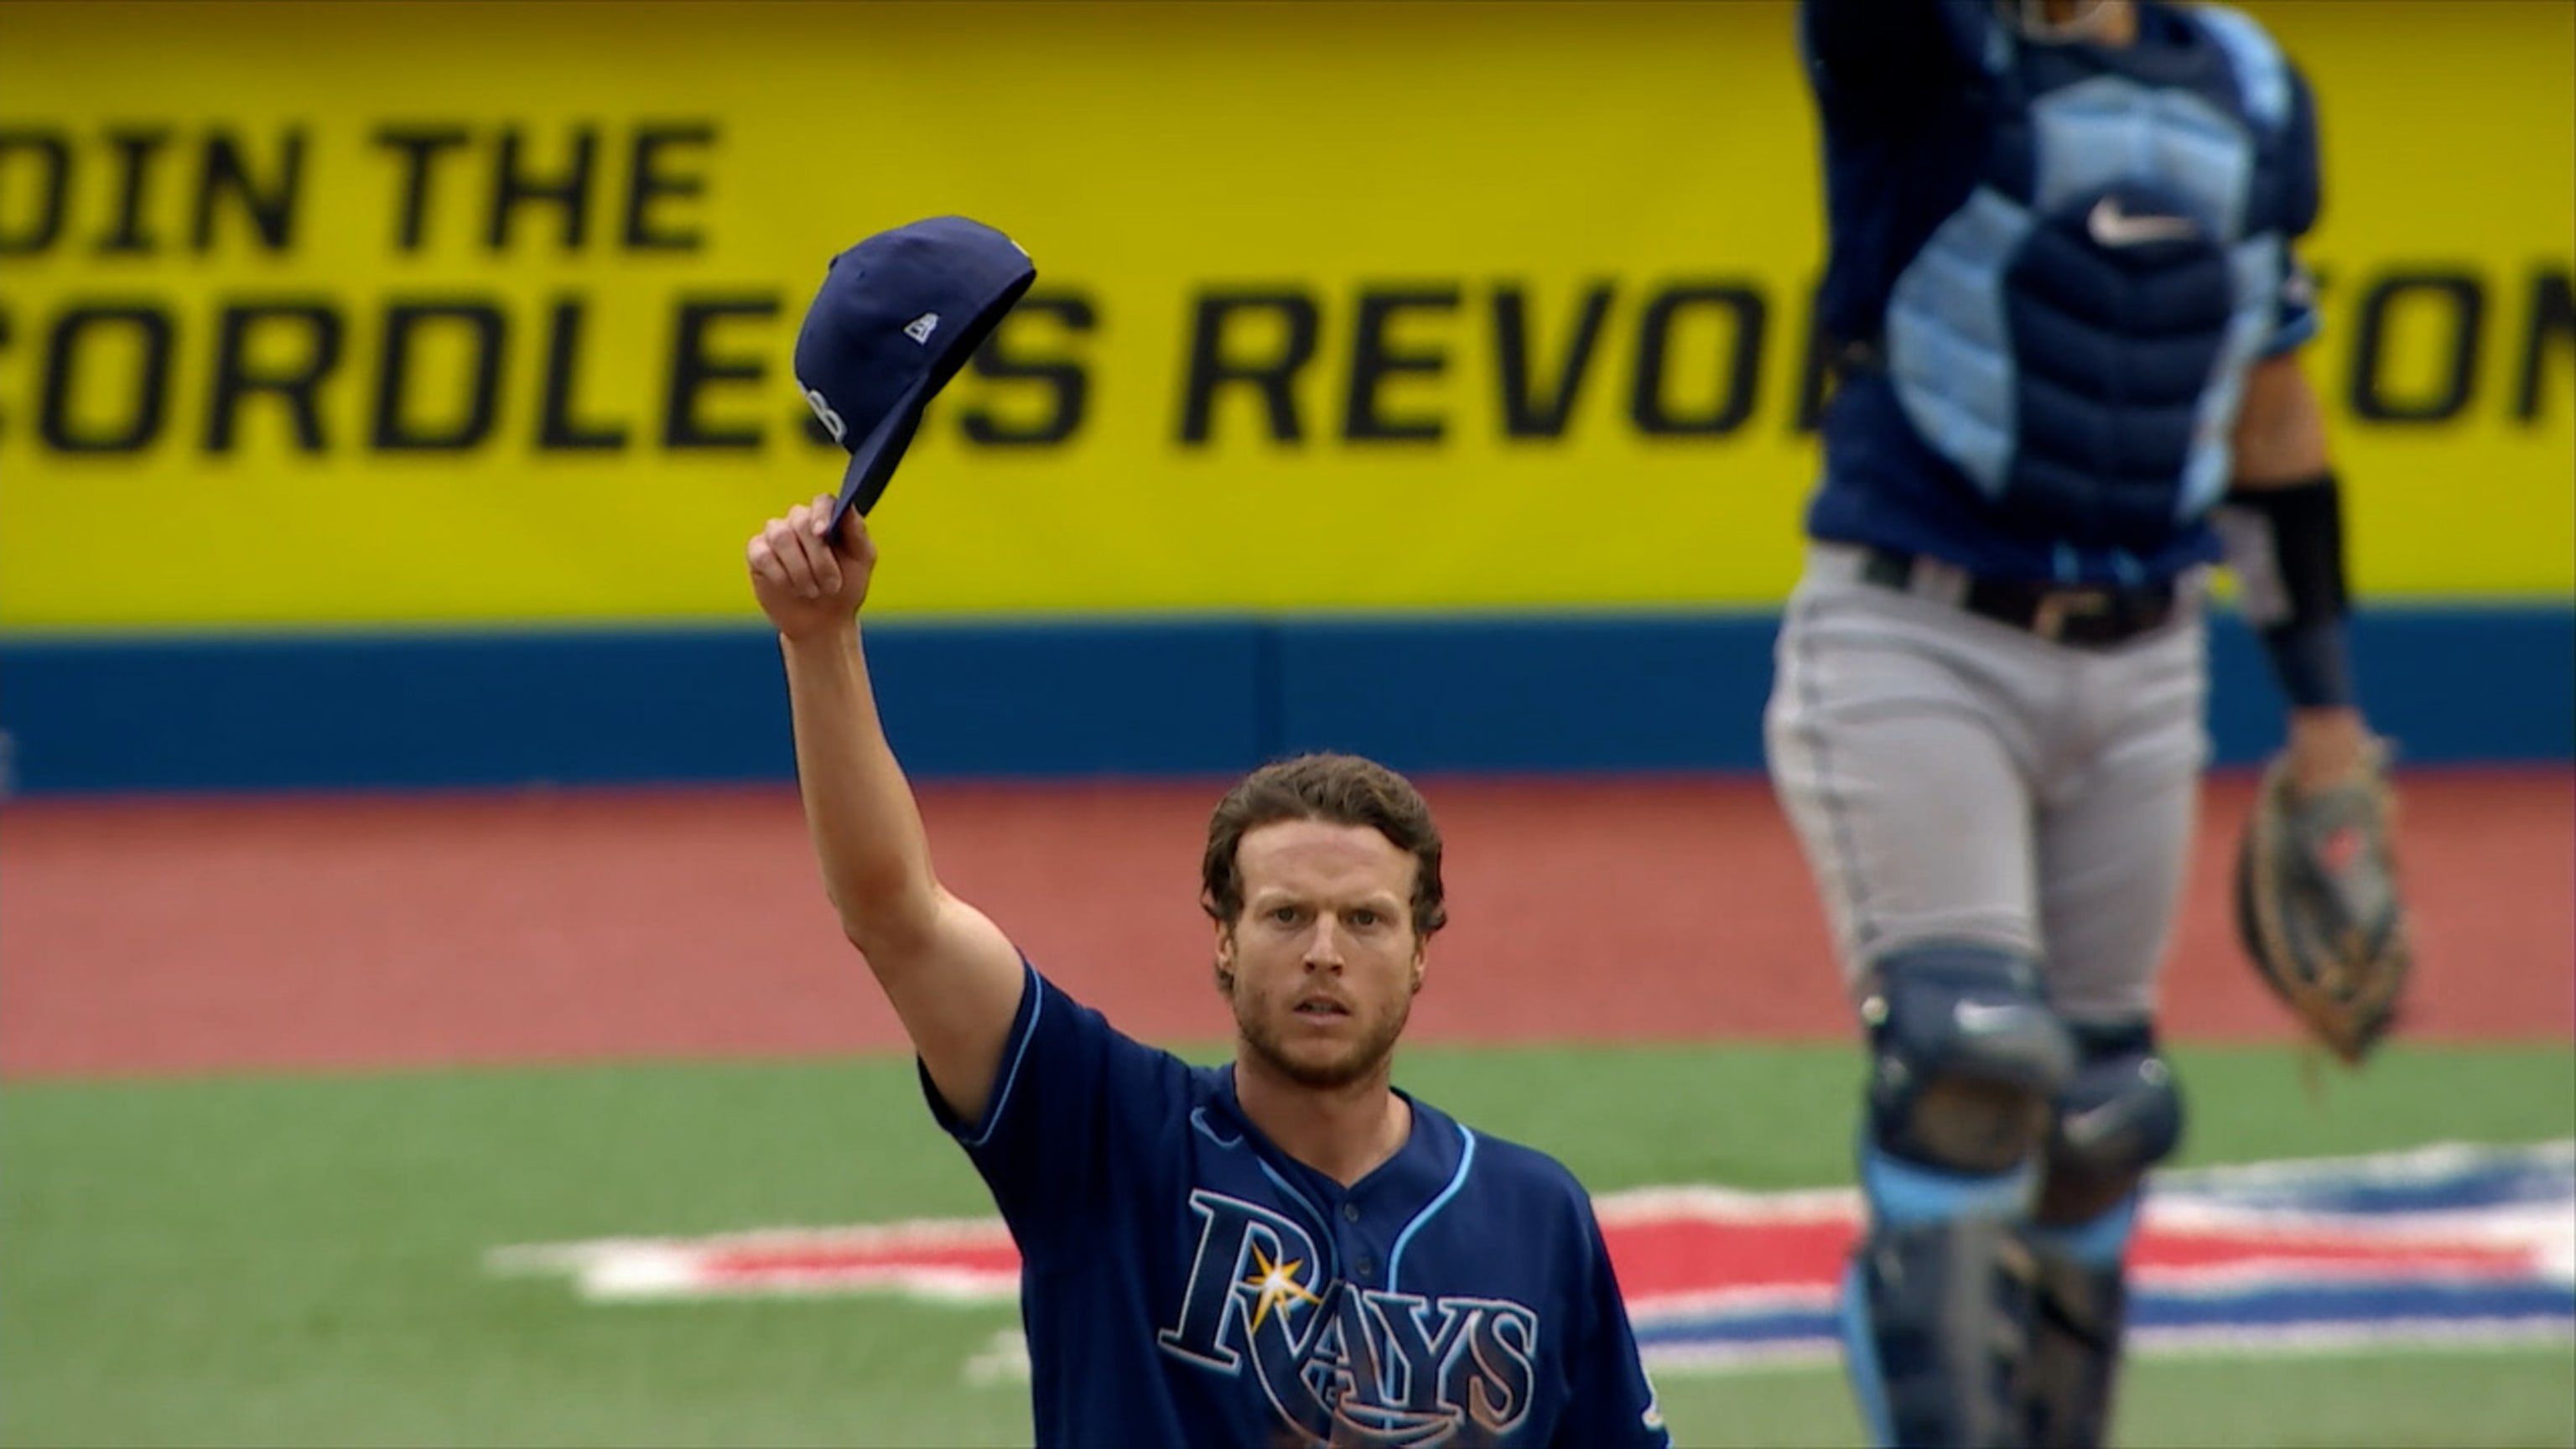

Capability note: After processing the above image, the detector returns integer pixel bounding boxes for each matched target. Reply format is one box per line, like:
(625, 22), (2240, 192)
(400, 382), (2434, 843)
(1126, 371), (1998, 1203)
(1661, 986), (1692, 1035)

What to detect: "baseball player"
(745, 487), (1670, 1443)
(1767, 2), (2392, 1444)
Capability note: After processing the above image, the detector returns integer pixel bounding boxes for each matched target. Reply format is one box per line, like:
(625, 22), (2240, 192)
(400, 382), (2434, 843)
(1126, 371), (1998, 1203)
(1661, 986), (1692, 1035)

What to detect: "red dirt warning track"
(3, 770), (2568, 1079)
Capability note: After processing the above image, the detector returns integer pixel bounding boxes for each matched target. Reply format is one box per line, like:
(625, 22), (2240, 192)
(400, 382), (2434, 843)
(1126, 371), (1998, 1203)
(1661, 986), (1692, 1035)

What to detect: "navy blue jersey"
(1799, 0), (2323, 585)
(924, 962), (1671, 1447)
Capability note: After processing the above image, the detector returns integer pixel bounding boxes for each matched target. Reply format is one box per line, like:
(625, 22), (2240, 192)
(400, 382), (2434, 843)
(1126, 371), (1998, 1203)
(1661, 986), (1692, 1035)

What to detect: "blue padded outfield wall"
(3, 606), (2567, 795)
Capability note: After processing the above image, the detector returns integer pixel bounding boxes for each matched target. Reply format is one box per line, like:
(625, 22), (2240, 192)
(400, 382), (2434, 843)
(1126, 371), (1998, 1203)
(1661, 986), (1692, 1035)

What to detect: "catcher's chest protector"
(1882, 7), (2307, 551)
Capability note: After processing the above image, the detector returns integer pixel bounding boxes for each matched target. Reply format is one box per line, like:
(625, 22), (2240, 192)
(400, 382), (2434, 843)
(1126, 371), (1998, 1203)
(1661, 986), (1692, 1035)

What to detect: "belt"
(1857, 547), (2179, 647)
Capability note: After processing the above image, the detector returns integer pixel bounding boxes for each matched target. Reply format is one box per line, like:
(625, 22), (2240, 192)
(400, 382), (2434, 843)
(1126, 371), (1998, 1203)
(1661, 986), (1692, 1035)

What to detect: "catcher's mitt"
(2232, 742), (2412, 1064)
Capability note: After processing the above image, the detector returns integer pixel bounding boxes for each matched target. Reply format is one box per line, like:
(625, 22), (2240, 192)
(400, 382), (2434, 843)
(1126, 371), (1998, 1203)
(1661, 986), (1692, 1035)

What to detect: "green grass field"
(7, 1041), (2572, 1448)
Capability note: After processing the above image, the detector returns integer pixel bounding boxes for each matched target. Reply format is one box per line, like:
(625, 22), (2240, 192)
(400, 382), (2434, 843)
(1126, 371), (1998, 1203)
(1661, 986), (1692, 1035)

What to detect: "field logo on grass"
(489, 1141), (2575, 1380)
(1603, 1140), (2576, 1374)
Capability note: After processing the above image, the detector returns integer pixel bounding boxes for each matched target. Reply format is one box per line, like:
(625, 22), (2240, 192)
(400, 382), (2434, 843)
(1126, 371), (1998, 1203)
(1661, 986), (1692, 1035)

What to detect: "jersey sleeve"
(2264, 63), (2326, 356)
(919, 961), (1189, 1265)
(1552, 1197), (1674, 1448)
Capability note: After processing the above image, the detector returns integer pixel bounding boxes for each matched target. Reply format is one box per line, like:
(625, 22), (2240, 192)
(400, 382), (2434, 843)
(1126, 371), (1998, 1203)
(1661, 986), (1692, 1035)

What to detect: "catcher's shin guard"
(1841, 1209), (2040, 1448)
(1841, 945), (2080, 1447)
(2020, 1246), (2127, 1449)
(2018, 1023), (2185, 1448)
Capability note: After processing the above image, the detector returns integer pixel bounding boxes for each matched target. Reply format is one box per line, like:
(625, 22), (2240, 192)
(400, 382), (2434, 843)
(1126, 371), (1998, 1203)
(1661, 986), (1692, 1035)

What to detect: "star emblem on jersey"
(1240, 1244), (1322, 1331)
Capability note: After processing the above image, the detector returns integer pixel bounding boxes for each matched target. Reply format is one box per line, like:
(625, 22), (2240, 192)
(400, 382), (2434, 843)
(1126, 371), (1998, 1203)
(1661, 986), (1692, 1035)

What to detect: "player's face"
(1217, 818), (1426, 1091)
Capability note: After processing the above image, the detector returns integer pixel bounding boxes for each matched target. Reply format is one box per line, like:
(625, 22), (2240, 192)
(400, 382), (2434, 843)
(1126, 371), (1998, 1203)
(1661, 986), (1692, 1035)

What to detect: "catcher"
(1763, 1), (2413, 1444)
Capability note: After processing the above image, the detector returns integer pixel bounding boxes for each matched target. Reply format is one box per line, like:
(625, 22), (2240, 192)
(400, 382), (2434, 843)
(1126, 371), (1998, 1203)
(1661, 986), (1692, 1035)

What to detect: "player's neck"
(2022, 0), (2138, 47)
(1232, 1059), (1414, 1187)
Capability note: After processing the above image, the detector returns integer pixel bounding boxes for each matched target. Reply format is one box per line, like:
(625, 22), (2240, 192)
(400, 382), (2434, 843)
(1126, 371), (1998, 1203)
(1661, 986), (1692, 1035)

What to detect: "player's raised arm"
(747, 496), (1026, 1124)
(1799, 0), (1977, 112)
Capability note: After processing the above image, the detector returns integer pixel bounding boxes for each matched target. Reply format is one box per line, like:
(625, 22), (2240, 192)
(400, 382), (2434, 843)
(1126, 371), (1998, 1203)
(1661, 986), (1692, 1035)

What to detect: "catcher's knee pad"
(1862, 943), (2079, 1184)
(2034, 1021), (2186, 1249)
(1841, 1215), (2040, 1449)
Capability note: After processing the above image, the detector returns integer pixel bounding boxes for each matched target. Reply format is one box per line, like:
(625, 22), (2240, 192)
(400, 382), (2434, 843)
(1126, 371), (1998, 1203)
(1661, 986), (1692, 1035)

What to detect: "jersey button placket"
(1337, 1200), (1379, 1285)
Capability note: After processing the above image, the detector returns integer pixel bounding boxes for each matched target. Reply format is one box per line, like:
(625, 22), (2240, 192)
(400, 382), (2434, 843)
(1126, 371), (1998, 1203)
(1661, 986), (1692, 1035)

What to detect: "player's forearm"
(2216, 356), (2371, 790)
(778, 621), (942, 950)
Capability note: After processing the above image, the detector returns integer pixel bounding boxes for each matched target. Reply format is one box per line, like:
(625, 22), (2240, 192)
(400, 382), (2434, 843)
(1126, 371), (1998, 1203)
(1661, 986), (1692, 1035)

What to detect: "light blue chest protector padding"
(1883, 5), (2295, 562)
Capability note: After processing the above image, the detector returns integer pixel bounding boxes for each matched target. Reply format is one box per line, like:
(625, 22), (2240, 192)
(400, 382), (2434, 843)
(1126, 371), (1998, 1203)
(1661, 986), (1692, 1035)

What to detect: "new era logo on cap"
(792, 217), (1036, 525)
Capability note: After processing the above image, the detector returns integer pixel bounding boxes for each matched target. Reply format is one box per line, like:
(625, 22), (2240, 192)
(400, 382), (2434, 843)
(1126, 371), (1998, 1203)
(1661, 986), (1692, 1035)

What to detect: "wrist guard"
(2213, 474), (2355, 709)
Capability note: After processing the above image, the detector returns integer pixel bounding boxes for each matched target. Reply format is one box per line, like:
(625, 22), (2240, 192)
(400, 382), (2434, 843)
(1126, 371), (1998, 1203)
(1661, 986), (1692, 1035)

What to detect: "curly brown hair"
(1200, 753), (1448, 938)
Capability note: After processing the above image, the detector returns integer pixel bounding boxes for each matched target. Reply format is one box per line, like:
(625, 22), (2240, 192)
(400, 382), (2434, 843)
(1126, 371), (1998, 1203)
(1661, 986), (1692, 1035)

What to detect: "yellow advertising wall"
(1, 0), (2568, 628)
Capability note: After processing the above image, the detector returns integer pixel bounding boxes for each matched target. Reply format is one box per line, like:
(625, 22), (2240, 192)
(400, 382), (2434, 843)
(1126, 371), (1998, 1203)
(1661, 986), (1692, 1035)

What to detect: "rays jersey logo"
(1156, 1190), (1540, 1446)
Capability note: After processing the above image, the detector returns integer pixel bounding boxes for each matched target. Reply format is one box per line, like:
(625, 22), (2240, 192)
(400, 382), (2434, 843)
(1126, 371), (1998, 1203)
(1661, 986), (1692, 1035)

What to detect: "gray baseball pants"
(1763, 543), (2213, 1026)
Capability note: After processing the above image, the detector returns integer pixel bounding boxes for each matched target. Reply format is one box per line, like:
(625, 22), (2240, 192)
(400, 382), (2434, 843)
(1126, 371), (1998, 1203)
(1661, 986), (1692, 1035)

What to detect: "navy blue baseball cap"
(792, 216), (1036, 526)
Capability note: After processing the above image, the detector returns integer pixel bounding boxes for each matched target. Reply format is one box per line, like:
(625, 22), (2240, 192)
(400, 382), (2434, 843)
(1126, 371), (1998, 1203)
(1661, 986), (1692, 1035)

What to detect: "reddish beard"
(1230, 983), (1411, 1089)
